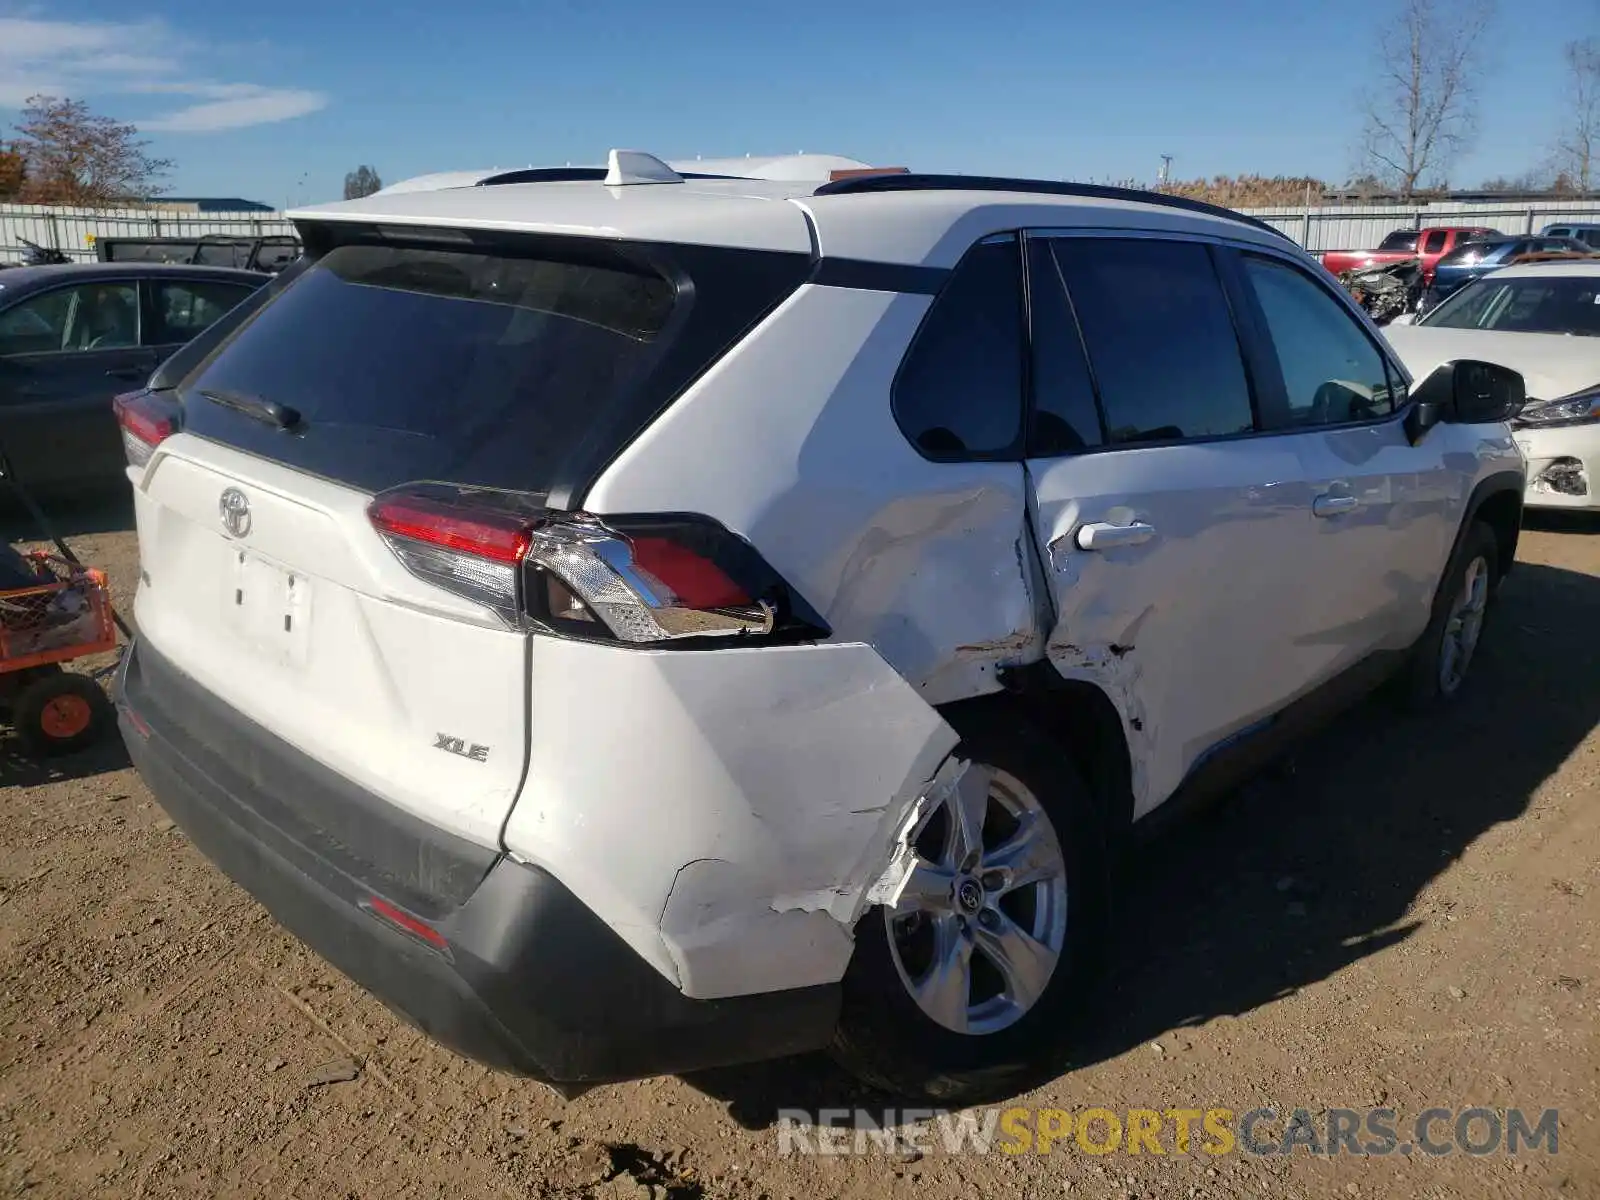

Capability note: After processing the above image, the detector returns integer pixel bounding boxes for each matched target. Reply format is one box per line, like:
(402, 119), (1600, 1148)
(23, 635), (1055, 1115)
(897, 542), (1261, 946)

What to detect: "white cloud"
(143, 87), (327, 132)
(0, 16), (327, 132)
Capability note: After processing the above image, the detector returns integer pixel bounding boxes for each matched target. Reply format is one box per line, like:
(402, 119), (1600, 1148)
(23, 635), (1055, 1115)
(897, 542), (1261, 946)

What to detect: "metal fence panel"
(0, 204), (296, 262)
(1241, 199), (1600, 252)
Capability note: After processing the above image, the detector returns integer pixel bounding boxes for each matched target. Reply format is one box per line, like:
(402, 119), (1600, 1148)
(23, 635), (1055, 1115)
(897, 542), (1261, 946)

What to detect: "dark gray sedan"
(0, 263), (265, 492)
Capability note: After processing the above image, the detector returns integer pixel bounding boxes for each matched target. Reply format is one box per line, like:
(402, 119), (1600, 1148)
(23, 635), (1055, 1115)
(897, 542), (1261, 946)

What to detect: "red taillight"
(368, 493), (532, 564)
(368, 484), (829, 645)
(366, 486), (537, 624)
(628, 536), (750, 609)
(361, 895), (451, 956)
(113, 391), (177, 469)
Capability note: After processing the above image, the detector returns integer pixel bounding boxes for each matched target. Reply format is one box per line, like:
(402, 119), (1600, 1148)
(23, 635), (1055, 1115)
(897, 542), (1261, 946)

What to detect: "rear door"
(1023, 233), (1334, 816)
(144, 274), (261, 362)
(0, 278), (154, 488)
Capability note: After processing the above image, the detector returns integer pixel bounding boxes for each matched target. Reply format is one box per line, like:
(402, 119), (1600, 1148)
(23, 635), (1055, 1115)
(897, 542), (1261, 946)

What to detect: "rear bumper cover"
(117, 640), (838, 1085)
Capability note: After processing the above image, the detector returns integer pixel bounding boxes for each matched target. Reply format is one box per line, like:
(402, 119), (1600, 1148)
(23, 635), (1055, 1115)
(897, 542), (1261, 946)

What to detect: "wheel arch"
(1466, 476), (1523, 583)
(940, 664), (1135, 838)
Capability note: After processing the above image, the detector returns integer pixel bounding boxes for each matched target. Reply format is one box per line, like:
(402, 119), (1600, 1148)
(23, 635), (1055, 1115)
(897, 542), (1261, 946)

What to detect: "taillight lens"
(113, 390), (179, 469)
(368, 487), (534, 623)
(367, 485), (828, 645)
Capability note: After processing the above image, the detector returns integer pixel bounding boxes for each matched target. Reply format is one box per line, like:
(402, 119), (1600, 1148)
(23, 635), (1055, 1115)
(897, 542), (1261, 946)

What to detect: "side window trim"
(1208, 244), (1291, 431)
(1225, 246), (1413, 433)
(1020, 233), (1110, 451)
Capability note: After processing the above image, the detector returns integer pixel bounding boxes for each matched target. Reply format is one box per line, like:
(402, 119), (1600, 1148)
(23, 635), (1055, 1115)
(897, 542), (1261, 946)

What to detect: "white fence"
(0, 203), (295, 262)
(7, 196), (1600, 264)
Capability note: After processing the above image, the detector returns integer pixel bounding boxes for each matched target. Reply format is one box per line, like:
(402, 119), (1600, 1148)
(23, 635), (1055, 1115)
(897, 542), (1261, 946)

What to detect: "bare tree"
(343, 165), (383, 200)
(1359, 0), (1495, 199)
(10, 95), (172, 206)
(1556, 38), (1600, 191)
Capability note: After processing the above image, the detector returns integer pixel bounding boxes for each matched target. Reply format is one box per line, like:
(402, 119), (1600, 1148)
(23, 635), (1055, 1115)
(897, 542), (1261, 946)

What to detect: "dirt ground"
(1, 499), (1596, 1200)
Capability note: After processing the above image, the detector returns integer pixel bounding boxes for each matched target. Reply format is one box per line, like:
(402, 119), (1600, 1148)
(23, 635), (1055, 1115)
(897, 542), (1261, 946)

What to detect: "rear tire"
(13, 671), (112, 757)
(1403, 521), (1498, 710)
(829, 706), (1109, 1105)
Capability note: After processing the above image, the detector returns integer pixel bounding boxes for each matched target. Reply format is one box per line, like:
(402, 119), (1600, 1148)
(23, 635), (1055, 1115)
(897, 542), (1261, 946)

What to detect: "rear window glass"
(188, 244), (675, 441)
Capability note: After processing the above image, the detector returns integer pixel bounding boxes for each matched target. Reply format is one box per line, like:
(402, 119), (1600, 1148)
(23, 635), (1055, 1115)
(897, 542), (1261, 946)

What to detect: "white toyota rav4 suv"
(115, 152), (1527, 1104)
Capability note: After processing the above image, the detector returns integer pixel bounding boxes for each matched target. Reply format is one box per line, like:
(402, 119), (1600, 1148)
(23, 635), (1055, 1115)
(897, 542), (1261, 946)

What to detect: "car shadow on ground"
(686, 559), (1600, 1129)
(0, 726), (130, 787)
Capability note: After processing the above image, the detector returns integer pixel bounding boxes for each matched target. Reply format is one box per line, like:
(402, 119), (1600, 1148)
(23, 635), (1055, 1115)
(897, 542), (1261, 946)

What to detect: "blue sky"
(0, 0), (1593, 206)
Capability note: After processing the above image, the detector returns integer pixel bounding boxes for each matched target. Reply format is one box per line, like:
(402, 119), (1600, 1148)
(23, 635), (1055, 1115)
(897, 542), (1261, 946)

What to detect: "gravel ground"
(1, 499), (1596, 1200)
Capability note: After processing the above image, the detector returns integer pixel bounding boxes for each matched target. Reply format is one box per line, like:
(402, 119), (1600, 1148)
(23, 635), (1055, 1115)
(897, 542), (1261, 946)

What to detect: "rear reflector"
(361, 895), (452, 957)
(113, 391), (178, 470)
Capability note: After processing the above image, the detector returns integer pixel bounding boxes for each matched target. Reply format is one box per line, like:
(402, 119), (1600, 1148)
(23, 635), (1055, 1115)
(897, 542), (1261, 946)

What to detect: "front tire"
(829, 706), (1109, 1104)
(1404, 521), (1498, 709)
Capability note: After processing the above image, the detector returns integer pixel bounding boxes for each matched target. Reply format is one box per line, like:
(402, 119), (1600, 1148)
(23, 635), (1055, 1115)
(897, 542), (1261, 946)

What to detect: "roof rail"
(812, 173), (1293, 242)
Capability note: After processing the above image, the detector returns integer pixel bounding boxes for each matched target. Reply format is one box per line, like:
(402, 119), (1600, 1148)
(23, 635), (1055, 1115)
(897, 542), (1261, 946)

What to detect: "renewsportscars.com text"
(776, 1106), (1560, 1158)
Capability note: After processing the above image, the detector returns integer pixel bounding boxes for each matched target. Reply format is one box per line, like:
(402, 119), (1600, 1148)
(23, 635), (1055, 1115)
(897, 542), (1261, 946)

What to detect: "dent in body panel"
(822, 481), (1047, 706)
(655, 753), (972, 997)
(509, 637), (961, 999)
(586, 283), (1048, 708)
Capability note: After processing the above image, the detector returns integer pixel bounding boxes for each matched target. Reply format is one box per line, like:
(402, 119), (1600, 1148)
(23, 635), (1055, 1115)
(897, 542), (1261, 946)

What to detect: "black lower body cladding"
(117, 640), (839, 1084)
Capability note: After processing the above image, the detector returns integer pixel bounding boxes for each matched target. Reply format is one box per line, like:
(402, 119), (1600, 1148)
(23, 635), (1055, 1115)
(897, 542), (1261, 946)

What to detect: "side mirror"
(1404, 360), (1526, 443)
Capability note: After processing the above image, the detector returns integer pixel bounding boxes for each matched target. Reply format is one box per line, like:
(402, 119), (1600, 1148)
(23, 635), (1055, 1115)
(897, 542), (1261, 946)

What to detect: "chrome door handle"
(1074, 521), (1156, 550)
(1312, 494), (1360, 518)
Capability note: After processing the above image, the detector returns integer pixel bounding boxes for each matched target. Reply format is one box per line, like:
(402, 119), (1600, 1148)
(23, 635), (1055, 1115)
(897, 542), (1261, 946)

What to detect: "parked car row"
(1328, 224), (1600, 328)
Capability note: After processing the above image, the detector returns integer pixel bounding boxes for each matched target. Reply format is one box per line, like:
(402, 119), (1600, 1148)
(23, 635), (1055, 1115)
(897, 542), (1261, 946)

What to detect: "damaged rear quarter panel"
(502, 635), (958, 1000)
(584, 283), (1046, 706)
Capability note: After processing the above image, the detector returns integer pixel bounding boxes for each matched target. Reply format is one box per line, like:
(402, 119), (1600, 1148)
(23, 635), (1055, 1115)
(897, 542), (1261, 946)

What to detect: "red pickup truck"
(1320, 226), (1497, 283)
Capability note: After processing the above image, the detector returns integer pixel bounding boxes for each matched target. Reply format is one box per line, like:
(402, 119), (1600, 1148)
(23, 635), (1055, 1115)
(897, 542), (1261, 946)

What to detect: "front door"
(1225, 247), (1457, 660)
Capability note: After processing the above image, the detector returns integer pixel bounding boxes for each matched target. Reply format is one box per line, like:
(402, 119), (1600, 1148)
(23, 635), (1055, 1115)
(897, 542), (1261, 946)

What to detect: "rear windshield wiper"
(198, 388), (303, 430)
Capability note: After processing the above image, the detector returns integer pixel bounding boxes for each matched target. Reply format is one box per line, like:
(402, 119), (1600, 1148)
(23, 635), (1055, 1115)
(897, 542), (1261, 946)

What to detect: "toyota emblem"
(219, 487), (252, 538)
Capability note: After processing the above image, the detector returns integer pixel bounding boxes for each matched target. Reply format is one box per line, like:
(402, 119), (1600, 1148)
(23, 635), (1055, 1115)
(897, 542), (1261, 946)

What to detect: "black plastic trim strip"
(809, 258), (949, 295)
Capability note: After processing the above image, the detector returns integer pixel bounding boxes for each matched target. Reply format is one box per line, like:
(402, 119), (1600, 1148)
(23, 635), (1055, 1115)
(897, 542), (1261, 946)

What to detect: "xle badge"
(434, 734), (489, 763)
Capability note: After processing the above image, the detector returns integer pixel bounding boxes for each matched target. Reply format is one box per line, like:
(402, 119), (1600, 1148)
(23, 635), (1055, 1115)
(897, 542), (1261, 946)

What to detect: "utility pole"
(1158, 154), (1174, 191)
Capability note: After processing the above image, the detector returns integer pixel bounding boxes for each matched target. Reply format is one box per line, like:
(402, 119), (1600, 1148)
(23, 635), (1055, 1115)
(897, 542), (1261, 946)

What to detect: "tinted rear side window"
(1379, 231), (1421, 252)
(893, 237), (1023, 459)
(1052, 238), (1255, 444)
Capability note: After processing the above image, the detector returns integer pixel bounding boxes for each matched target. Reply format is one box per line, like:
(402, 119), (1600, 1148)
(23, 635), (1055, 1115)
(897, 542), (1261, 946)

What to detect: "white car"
(1387, 260), (1600, 511)
(113, 151), (1527, 1104)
